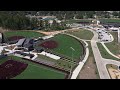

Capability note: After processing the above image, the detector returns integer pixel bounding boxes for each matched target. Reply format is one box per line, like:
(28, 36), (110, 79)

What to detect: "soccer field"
(0, 56), (67, 79)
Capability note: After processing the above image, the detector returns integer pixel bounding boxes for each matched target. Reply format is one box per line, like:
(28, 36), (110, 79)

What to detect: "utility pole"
(69, 47), (75, 79)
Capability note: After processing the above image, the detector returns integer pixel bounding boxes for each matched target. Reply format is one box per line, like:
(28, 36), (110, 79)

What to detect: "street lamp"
(69, 47), (75, 79)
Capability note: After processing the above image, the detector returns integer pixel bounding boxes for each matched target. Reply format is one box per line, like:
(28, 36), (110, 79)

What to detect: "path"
(101, 42), (120, 59)
(86, 28), (120, 79)
(62, 33), (89, 79)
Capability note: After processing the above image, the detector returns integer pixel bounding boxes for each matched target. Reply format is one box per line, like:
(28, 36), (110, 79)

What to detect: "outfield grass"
(97, 43), (120, 60)
(0, 56), (66, 79)
(4, 30), (44, 38)
(50, 34), (84, 60)
(66, 29), (94, 40)
(105, 32), (120, 56)
(14, 64), (65, 79)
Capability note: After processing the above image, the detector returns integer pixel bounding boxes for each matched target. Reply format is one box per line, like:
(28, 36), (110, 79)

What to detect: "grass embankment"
(97, 43), (120, 60)
(105, 32), (120, 56)
(77, 41), (100, 79)
(66, 29), (94, 40)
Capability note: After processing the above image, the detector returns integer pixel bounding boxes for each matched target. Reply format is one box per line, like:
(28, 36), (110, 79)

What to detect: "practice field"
(50, 34), (84, 61)
(0, 56), (66, 79)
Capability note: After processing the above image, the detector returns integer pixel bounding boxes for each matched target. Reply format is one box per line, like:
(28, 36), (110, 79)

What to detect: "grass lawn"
(97, 43), (120, 60)
(99, 19), (120, 23)
(105, 32), (120, 56)
(0, 56), (66, 79)
(50, 34), (84, 61)
(66, 29), (94, 40)
(63, 19), (92, 24)
(77, 41), (100, 79)
(4, 30), (44, 39)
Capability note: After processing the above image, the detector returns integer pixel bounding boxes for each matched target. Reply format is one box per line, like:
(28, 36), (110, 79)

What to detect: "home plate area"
(0, 60), (28, 79)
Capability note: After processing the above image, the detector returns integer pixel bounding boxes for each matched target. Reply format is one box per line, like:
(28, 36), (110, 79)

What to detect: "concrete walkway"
(101, 42), (120, 59)
(86, 28), (120, 79)
(62, 33), (89, 79)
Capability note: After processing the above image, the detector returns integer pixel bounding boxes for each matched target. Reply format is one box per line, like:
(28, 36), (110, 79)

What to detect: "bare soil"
(78, 56), (98, 79)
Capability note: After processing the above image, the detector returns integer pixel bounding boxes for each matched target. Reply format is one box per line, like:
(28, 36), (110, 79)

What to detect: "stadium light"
(69, 47), (75, 79)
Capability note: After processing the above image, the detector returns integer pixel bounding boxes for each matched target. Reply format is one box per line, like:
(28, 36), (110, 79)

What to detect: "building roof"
(16, 38), (26, 46)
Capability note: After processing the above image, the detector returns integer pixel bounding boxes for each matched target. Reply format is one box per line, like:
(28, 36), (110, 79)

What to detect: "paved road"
(90, 30), (110, 79)
(86, 28), (120, 79)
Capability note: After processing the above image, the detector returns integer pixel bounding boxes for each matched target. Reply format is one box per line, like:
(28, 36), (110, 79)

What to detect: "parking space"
(96, 29), (113, 42)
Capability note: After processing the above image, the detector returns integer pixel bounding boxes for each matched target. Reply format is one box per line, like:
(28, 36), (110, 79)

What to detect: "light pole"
(69, 47), (75, 79)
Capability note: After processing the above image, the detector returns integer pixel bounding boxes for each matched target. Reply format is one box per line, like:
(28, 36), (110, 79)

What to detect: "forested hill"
(0, 11), (120, 31)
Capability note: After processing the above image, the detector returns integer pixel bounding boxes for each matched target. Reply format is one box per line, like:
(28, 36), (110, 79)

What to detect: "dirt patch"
(5, 45), (16, 50)
(78, 56), (98, 79)
(0, 60), (28, 79)
(8, 36), (25, 41)
(40, 40), (58, 49)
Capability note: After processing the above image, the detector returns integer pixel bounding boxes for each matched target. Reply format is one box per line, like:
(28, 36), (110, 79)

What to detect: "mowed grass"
(99, 19), (120, 23)
(51, 34), (84, 60)
(78, 41), (100, 79)
(0, 56), (66, 79)
(97, 43), (120, 60)
(64, 19), (92, 24)
(4, 30), (44, 38)
(66, 29), (94, 40)
(105, 32), (120, 55)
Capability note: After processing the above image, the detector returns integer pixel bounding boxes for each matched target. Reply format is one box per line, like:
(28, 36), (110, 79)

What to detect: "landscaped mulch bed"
(40, 40), (58, 49)
(8, 36), (25, 41)
(0, 60), (28, 79)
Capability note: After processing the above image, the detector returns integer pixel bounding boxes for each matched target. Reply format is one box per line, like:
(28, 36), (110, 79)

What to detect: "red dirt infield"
(8, 36), (25, 41)
(40, 40), (58, 49)
(0, 60), (28, 79)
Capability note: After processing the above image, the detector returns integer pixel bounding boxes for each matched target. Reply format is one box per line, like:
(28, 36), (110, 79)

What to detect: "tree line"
(0, 11), (69, 31)
(1, 11), (120, 31)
